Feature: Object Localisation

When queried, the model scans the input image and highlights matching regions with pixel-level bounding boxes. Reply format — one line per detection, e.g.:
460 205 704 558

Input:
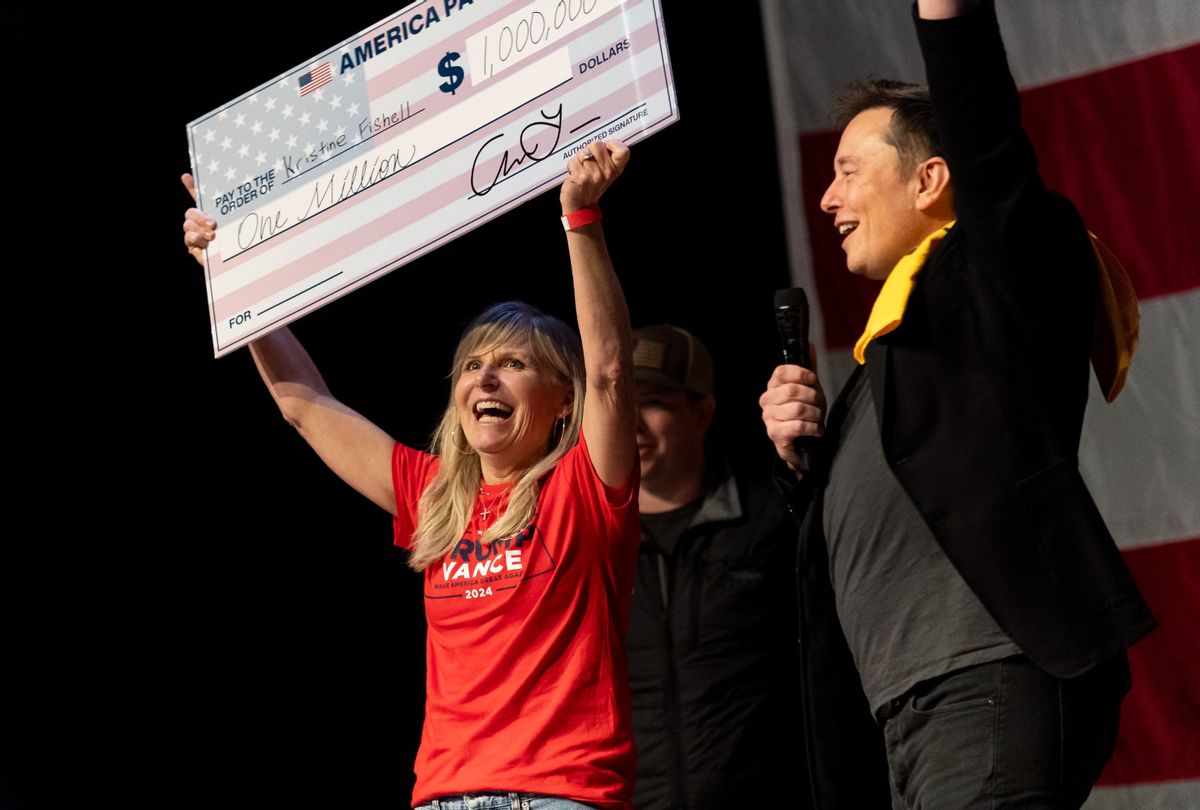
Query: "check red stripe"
801 44 1200 349
1099 536 1200 786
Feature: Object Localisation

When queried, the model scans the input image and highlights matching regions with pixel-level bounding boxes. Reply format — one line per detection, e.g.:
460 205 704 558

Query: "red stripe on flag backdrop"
800 44 1200 350
1022 44 1200 302
1099 538 1200 786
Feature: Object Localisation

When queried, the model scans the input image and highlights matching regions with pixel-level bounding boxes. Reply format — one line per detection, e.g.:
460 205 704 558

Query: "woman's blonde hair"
408 302 585 571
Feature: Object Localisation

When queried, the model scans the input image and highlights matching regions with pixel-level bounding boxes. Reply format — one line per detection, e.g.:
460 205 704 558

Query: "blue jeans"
416 794 596 810
877 653 1130 809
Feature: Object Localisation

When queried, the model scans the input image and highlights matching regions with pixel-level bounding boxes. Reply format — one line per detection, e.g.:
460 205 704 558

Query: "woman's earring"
452 424 476 455
551 415 567 446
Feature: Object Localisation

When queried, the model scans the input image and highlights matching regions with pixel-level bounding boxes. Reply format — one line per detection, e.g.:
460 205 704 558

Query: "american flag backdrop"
760 2 1200 807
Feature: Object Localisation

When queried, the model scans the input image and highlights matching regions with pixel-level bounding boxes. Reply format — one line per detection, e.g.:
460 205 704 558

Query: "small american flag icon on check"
298 62 332 96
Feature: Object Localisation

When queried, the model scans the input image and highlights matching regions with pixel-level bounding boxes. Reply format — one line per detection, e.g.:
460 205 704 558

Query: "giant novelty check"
186 0 677 356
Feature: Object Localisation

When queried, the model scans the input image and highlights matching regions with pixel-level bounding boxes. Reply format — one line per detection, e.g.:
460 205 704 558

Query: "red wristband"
561 205 602 231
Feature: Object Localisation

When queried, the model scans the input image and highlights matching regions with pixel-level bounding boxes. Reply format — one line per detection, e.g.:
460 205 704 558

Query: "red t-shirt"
391 434 639 809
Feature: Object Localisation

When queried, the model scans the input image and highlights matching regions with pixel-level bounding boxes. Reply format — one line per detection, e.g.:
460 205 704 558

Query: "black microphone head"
774 287 809 315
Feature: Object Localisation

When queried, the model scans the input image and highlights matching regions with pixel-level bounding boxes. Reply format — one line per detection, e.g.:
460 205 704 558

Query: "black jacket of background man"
628 464 807 810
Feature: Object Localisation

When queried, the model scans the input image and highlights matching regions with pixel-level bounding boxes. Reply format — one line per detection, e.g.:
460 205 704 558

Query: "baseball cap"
631 324 714 396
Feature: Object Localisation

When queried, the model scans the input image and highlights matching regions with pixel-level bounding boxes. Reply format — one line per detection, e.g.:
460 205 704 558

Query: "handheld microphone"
774 287 814 473
774 287 810 369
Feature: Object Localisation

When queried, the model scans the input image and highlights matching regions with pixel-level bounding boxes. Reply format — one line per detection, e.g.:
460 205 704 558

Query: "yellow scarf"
853 221 954 365
852 222 1139 403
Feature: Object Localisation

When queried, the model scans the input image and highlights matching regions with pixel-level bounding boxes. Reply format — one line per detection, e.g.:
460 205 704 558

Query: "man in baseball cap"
626 324 807 809
630 324 715 509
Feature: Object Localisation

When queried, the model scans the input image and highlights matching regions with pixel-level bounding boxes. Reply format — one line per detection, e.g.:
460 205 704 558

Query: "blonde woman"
181 140 638 810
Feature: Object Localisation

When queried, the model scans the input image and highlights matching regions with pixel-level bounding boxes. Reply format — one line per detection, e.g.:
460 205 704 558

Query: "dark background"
4 3 789 807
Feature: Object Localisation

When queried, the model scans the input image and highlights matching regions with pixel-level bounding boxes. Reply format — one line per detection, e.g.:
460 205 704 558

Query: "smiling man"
823 103 953 282
759 1 1156 808
625 324 807 810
